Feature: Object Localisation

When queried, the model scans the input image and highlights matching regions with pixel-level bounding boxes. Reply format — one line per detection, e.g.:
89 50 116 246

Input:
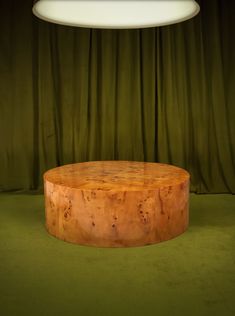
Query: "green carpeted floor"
0 193 235 316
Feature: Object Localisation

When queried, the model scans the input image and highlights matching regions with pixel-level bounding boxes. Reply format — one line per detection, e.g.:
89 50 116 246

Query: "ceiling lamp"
32 0 200 29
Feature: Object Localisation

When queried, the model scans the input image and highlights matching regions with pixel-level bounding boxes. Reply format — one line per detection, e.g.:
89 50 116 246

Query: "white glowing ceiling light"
32 0 200 29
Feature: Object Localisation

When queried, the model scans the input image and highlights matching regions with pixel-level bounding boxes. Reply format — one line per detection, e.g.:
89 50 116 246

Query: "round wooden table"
44 161 190 247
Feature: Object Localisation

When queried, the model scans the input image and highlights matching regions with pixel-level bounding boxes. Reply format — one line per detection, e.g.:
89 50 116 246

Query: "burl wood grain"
44 161 190 247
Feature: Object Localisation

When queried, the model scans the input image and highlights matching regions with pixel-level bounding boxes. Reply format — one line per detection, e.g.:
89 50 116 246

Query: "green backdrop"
0 0 234 193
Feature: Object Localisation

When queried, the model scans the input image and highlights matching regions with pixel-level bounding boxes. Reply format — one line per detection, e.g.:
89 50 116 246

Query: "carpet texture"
0 193 235 316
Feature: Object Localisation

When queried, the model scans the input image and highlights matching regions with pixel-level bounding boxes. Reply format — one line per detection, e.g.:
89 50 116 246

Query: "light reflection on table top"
44 161 189 191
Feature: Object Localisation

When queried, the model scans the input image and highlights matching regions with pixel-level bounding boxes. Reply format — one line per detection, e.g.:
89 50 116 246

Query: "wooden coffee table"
44 161 189 247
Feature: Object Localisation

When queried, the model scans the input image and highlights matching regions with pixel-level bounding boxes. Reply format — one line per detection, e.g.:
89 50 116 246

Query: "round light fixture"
32 0 200 29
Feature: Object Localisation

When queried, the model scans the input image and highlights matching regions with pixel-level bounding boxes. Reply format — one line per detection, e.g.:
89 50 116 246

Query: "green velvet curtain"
0 0 234 193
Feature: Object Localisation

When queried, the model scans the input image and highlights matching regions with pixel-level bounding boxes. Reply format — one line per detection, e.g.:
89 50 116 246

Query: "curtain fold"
0 0 234 193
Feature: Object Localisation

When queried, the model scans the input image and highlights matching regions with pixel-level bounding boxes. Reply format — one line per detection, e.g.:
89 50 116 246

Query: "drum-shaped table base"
44 161 190 247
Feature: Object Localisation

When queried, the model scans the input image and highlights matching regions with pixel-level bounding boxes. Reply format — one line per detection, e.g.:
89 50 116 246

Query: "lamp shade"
32 0 200 29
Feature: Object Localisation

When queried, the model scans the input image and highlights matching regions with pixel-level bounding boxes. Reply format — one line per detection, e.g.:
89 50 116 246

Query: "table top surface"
44 161 189 191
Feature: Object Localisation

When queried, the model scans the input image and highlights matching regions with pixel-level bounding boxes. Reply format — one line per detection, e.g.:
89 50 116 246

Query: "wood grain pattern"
44 161 190 247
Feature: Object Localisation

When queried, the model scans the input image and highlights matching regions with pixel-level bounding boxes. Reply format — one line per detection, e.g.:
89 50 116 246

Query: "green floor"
0 193 235 316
